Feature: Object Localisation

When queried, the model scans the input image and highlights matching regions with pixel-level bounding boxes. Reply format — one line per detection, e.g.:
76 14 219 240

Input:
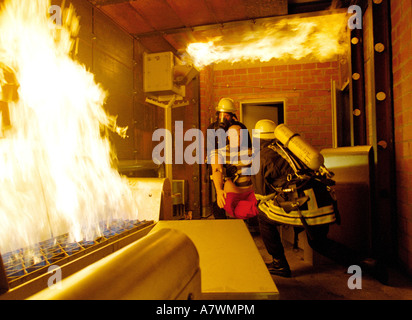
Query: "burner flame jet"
0 0 138 255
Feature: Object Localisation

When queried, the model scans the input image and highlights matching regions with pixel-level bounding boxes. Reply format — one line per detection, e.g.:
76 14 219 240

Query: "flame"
0 0 138 254
186 13 349 68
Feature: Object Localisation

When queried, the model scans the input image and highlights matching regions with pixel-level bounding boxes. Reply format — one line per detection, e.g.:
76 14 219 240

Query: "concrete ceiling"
88 0 352 53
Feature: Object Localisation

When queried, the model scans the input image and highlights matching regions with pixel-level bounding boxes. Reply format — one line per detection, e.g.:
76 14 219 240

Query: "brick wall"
205 61 340 148
391 0 412 273
200 60 341 213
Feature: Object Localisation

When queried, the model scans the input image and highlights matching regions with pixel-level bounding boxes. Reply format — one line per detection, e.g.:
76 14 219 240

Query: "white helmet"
253 119 277 140
216 98 237 113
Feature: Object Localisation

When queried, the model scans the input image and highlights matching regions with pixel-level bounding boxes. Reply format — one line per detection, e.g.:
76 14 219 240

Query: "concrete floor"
252 232 412 300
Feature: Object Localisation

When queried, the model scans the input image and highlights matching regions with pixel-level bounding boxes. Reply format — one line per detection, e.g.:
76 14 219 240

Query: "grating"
1 219 151 289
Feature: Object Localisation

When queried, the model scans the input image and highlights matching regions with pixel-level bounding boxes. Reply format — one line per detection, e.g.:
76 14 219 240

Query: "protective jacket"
252 140 337 227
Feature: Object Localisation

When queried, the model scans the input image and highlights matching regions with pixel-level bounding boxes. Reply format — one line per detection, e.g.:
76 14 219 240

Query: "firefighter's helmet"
216 98 236 114
253 119 277 140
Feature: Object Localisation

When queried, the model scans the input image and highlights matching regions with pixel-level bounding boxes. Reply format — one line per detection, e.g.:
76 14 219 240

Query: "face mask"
217 113 233 130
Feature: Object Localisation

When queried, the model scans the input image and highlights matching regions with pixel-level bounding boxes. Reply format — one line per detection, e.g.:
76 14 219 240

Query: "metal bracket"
145 95 189 109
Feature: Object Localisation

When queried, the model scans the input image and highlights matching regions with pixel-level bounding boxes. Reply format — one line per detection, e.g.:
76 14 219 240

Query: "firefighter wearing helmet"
251 119 293 277
215 98 237 129
251 119 387 283
253 119 277 140
206 98 251 219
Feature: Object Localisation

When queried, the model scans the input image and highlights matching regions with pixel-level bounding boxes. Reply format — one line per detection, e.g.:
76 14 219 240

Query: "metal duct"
28 228 201 300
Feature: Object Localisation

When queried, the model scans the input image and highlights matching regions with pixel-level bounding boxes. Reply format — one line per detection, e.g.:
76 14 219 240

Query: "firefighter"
206 98 251 219
210 124 258 220
252 119 388 283
251 119 293 277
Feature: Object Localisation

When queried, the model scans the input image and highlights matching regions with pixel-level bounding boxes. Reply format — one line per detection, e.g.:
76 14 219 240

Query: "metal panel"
165 0 218 27
170 75 201 218
133 39 156 160
93 7 134 68
92 48 135 159
143 52 176 94
93 8 135 160
138 35 178 54
371 0 396 261
127 177 173 221
321 146 374 255
90 0 132 5
243 0 288 18
27 228 201 300
99 2 155 34
192 75 202 219
150 220 279 299
204 0 249 22
351 26 367 145
129 0 185 31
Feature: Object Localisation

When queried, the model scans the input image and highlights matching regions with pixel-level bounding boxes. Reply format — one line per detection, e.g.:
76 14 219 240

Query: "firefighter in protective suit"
206 98 251 219
252 120 388 283
252 119 294 277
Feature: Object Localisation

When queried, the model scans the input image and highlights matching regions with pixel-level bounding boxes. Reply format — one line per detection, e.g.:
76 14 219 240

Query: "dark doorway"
240 100 285 138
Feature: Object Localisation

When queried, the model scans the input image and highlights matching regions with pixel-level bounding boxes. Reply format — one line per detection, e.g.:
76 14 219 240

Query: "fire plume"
0 0 138 255
186 13 349 68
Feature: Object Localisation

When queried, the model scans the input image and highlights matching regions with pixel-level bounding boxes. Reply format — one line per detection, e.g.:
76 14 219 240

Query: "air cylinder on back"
274 124 324 171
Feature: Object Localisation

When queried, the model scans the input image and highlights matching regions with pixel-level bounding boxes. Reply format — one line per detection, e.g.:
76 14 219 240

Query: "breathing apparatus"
255 121 339 237
214 98 237 130
273 124 334 180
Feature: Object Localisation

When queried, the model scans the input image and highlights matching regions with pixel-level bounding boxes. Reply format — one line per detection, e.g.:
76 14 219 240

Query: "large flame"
0 0 138 254
186 13 349 68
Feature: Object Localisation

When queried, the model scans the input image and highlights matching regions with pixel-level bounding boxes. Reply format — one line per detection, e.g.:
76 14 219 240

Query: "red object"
224 190 258 219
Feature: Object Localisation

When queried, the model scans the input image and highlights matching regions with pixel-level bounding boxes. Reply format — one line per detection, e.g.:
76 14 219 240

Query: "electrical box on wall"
143 51 197 100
